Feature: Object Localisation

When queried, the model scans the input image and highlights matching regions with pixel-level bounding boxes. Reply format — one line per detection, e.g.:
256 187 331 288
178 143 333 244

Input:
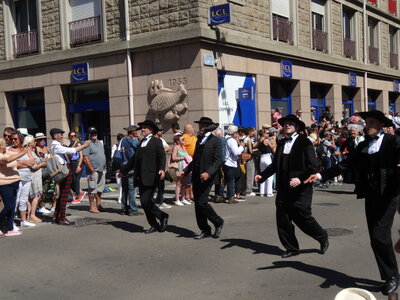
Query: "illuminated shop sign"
209 3 231 26
281 60 293 79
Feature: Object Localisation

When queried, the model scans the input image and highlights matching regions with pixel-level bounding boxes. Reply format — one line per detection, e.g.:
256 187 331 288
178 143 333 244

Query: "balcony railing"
312 29 328 52
69 16 101 46
273 16 293 44
12 30 38 57
344 38 356 59
390 52 398 69
369 46 379 64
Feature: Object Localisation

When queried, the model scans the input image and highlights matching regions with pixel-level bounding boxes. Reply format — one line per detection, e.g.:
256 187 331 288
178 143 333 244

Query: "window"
343 8 356 59
271 0 293 44
69 0 101 46
368 18 379 64
390 27 398 69
10 0 39 57
271 0 290 19
311 0 327 52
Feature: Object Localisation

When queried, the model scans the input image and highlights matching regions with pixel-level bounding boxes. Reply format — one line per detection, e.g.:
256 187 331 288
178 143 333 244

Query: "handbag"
42 156 69 183
241 153 252 163
167 154 179 170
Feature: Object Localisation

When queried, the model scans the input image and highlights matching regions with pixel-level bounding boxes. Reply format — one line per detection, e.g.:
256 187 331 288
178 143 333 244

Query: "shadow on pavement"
105 221 143 233
317 190 356 195
220 238 283 255
167 225 196 238
258 261 381 292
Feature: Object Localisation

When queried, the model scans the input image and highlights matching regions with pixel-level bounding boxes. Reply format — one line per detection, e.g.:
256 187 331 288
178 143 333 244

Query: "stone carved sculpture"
148 80 188 123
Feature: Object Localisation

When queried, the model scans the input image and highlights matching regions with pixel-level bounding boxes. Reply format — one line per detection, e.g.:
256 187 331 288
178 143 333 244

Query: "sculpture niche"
148 80 188 123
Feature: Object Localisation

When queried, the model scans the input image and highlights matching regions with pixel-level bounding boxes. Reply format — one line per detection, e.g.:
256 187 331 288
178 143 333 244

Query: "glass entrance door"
68 81 111 161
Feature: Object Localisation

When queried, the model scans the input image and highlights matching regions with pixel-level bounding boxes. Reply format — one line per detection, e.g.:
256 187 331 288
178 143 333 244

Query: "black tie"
285 136 293 142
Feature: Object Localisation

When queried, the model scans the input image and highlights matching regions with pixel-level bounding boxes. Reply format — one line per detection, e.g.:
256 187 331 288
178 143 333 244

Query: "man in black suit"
255 114 329 258
306 110 400 296
121 120 168 234
178 117 224 239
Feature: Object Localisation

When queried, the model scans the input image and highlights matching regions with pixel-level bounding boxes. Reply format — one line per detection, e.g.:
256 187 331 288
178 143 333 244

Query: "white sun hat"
334 288 376 300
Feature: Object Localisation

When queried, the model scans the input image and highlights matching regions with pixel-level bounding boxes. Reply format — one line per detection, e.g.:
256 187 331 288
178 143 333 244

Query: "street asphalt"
0 183 399 300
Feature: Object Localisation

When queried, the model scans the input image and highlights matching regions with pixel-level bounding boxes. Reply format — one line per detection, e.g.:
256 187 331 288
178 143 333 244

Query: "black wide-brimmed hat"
358 110 394 127
137 120 158 134
194 117 219 126
278 114 306 132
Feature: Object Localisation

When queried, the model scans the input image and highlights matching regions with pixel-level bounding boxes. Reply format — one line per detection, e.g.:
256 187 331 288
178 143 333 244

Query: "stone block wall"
41 0 62 52
381 22 389 67
0 2 4 60
331 1 342 56
298 0 311 48
106 0 123 40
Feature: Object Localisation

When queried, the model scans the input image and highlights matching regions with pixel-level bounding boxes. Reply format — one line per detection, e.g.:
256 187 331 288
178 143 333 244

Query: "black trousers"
365 192 399 280
192 179 224 232
69 159 82 195
276 185 327 252
139 184 167 227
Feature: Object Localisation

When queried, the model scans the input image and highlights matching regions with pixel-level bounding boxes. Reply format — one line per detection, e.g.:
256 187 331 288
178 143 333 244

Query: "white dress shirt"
367 132 384 154
200 132 211 145
283 133 299 154
51 140 77 165
141 134 153 147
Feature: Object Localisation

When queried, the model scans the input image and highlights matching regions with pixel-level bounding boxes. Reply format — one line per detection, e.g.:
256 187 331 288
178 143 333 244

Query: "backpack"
315 139 328 159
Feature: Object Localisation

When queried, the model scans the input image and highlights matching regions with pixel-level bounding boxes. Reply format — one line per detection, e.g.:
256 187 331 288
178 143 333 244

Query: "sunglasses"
3 134 11 138
69 135 76 138
11 138 19 141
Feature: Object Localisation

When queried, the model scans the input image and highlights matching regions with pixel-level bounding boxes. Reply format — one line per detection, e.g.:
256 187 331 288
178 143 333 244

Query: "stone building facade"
0 0 400 152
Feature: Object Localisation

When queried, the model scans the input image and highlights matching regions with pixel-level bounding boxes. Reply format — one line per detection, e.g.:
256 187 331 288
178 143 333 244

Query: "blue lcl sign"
72 63 89 82
209 3 231 26
349 72 357 87
281 60 292 79
394 80 399 93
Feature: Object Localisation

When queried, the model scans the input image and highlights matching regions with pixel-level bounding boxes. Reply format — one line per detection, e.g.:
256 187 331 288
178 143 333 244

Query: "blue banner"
394 80 399 93
281 60 292 79
349 72 357 87
72 63 89 82
209 3 231 26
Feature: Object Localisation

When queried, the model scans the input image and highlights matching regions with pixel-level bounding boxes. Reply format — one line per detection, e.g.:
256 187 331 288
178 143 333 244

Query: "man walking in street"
178 117 224 239
305 110 400 296
50 128 90 225
255 114 329 258
120 125 142 216
83 127 107 213
121 120 168 234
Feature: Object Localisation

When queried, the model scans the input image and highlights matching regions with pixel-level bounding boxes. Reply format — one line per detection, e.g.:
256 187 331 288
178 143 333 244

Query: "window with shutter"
70 0 101 21
271 0 290 18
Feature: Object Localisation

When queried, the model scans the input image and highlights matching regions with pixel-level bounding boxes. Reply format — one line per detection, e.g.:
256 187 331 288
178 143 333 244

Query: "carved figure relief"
148 80 188 123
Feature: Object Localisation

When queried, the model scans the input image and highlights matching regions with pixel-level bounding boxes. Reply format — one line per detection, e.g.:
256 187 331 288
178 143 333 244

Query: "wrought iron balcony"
369 46 379 64
390 52 398 69
312 29 328 52
12 30 38 57
343 38 356 59
69 16 101 47
272 16 293 44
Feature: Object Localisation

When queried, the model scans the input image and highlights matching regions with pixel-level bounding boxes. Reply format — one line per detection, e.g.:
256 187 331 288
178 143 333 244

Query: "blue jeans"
0 181 20 232
121 174 138 213
223 165 238 199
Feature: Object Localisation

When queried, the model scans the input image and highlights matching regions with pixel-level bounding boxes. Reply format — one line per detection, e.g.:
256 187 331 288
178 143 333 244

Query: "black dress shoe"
212 221 224 238
381 275 399 295
159 214 169 232
320 239 329 254
194 231 211 240
281 250 299 258
56 218 75 226
144 226 158 234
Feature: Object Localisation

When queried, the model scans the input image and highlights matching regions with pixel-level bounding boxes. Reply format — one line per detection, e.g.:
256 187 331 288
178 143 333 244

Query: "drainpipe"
363 0 368 111
124 0 134 124
127 50 134 125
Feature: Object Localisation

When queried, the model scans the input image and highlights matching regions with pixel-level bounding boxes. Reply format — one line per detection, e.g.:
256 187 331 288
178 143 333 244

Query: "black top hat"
358 110 394 127
88 127 97 134
137 120 158 134
194 117 219 126
278 114 306 132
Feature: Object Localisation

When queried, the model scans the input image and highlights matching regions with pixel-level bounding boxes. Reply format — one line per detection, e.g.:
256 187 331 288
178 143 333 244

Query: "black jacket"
321 133 400 199
184 134 222 185
260 134 319 190
121 136 166 187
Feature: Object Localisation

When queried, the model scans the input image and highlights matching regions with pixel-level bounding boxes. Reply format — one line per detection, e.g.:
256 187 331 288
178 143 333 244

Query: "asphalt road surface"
0 183 398 300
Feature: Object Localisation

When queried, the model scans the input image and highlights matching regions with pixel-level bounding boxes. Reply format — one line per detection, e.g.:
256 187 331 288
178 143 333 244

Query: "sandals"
4 230 22 237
